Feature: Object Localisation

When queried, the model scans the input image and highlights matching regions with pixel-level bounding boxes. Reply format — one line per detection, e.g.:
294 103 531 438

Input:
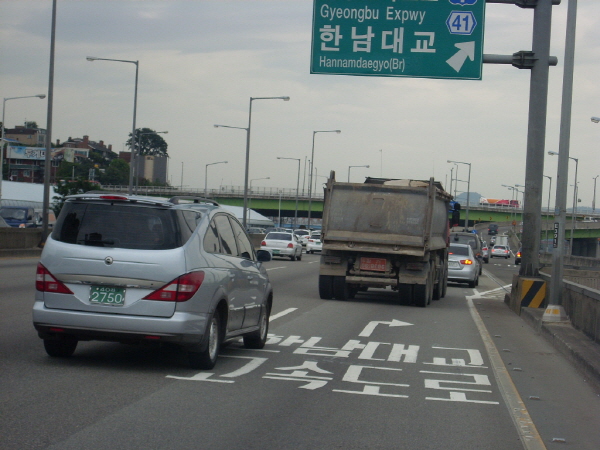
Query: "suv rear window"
451 234 479 250
52 201 187 250
449 245 469 256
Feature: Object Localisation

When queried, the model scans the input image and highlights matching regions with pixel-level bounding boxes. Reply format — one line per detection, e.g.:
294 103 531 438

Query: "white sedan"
491 245 511 259
306 233 322 254
261 232 303 261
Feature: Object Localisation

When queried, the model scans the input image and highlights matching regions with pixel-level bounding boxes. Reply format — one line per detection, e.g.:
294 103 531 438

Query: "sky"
1 0 600 208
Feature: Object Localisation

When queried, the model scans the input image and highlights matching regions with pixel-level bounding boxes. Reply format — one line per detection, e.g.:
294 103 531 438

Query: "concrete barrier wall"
561 281 600 344
538 271 600 344
0 228 42 250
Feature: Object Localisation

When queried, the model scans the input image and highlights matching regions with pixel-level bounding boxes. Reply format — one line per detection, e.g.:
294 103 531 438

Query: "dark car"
515 248 522 265
487 224 498 235
450 232 483 274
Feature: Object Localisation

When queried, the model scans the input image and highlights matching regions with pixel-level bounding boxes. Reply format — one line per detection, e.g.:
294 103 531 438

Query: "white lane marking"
270 308 298 321
478 285 512 295
359 319 413 338
466 294 547 450
266 266 287 271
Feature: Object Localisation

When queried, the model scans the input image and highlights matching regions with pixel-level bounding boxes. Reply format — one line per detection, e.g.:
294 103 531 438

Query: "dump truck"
318 172 451 307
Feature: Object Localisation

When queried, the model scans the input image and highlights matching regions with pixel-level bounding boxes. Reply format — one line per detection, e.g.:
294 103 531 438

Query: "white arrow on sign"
446 41 475 72
359 319 413 338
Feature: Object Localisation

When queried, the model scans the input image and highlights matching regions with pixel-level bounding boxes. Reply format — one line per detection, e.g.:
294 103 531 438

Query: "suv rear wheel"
189 310 221 370
44 337 78 357
244 307 270 349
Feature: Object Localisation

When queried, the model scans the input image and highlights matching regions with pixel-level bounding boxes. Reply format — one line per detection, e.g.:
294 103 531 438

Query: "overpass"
101 184 600 255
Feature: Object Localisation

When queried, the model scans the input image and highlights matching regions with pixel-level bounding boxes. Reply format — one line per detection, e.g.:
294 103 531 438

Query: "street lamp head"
335 130 341 134
591 116 600 123
548 150 559 156
282 97 290 101
86 57 97 61
37 95 46 99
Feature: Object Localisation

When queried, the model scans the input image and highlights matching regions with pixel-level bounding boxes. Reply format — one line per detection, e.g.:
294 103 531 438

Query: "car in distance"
293 229 311 247
447 243 479 288
491 245 511 259
450 231 483 274
261 231 303 260
481 241 489 263
306 231 322 254
487 224 498 235
515 248 522 265
32 194 273 370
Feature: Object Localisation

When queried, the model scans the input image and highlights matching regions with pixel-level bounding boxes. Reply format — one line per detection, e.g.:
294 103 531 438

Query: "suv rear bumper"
32 301 208 346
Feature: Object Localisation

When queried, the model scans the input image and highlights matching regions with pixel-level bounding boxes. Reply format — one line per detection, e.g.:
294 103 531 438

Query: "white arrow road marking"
447 41 475 72
359 319 413 338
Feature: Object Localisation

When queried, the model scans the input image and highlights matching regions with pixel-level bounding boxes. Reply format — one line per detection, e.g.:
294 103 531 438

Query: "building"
4 126 46 147
61 135 116 161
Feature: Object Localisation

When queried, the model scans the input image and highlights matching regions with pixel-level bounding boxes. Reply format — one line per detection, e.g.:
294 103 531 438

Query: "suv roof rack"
168 196 220 206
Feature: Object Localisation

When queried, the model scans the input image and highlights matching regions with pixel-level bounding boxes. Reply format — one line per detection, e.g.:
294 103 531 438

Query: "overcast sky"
1 0 599 208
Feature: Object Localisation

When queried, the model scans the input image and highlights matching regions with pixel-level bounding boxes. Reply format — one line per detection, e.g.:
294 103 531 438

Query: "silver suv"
33 194 273 369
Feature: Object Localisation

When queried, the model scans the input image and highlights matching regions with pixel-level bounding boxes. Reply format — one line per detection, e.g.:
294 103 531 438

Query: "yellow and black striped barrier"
519 278 547 308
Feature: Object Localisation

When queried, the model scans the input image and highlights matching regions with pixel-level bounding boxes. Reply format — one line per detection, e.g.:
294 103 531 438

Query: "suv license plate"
90 286 125 306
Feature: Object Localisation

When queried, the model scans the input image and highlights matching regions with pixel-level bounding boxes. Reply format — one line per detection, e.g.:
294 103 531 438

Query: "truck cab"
0 206 39 228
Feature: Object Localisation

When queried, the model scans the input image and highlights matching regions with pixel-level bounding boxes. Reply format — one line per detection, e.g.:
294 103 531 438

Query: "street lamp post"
215 96 289 228
501 184 517 224
593 175 599 214
548 150 578 255
448 160 471 231
308 130 340 229
249 177 270 223
348 165 370 182
86 56 139 195
1 94 46 202
204 160 228 198
277 157 301 228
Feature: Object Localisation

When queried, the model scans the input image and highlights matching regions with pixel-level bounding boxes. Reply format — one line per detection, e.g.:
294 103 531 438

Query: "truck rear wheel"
319 275 334 300
415 272 433 308
432 263 445 301
333 276 349 300
398 283 413 305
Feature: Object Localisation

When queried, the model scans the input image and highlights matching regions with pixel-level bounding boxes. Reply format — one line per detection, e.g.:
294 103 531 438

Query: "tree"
100 158 130 185
51 179 101 217
126 128 168 157
25 121 39 129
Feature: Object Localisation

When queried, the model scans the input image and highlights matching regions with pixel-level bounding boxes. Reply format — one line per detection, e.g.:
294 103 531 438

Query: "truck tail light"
143 271 205 302
36 263 73 294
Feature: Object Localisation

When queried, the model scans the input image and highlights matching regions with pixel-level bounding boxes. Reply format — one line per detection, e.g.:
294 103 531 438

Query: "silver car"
33 194 273 369
447 243 479 288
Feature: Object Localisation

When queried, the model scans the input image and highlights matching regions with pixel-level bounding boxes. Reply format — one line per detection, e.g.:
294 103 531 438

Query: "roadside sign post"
311 0 486 80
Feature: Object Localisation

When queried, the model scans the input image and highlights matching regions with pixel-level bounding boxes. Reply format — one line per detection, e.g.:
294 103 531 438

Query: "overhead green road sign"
311 0 486 80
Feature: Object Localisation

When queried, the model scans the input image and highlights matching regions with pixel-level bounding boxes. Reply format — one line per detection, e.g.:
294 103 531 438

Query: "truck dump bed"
322 177 451 257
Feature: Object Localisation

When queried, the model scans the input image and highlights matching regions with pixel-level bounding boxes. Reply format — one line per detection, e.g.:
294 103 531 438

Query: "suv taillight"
143 271 205 302
36 263 73 294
